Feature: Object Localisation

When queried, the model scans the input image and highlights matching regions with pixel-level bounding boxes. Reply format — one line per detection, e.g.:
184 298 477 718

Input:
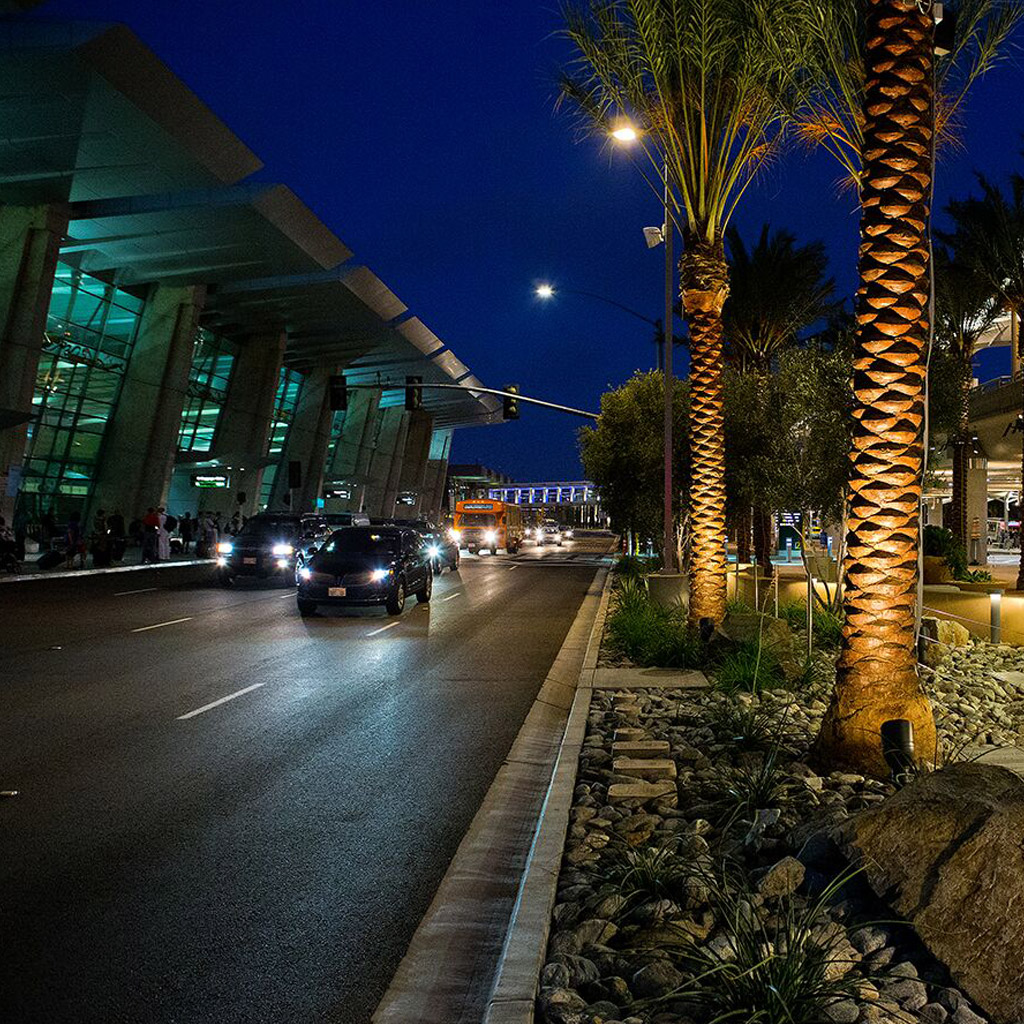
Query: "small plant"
612 553 658 578
726 597 754 615
606 581 707 669
714 641 785 694
671 870 868 1024
959 567 994 583
721 737 787 822
600 841 691 908
777 600 844 651
707 699 784 752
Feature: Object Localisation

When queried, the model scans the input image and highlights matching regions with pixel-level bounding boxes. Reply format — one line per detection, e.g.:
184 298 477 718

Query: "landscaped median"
529 562 1024 1024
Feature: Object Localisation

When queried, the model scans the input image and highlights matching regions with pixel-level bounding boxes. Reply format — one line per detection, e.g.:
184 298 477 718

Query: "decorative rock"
883 978 928 1012
613 727 647 742
631 961 685 999
849 926 887 955
608 781 677 806
612 740 671 759
841 763 1024 1023
950 1008 988 1024
572 919 618 950
756 856 805 899
823 1000 860 1023
537 987 588 1024
918 1005 949 1024
612 757 677 781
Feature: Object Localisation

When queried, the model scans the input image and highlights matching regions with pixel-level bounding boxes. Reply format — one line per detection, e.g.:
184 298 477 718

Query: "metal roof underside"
0 17 496 430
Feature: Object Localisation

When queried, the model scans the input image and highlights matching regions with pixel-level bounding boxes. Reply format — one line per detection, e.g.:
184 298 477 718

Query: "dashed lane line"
131 617 193 633
366 621 401 636
442 593 461 602
115 587 159 596
177 683 265 720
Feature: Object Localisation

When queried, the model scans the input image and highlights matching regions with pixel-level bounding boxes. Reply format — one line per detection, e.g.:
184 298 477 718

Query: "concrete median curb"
0 558 213 584
371 559 613 1024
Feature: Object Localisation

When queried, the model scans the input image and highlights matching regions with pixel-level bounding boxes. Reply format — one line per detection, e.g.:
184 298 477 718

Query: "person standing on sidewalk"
180 512 194 553
90 509 112 568
64 511 86 570
156 507 171 561
141 507 160 563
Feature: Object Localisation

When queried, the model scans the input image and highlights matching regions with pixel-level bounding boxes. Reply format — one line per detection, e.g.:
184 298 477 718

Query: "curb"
0 559 212 585
371 560 612 1024
481 577 612 1023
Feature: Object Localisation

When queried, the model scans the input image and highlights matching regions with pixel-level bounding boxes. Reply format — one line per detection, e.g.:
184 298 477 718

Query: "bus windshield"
460 513 497 527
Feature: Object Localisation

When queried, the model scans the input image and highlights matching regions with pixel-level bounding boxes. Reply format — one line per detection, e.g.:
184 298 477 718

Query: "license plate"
329 587 347 597
243 557 257 565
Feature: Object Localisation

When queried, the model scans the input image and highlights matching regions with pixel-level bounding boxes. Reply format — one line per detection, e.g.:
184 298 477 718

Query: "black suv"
296 526 432 616
217 513 330 585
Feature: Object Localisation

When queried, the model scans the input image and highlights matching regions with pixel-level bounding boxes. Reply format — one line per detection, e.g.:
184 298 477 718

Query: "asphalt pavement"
0 538 611 1024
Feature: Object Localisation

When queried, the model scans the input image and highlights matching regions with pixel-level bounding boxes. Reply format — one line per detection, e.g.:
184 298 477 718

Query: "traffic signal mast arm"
336 380 598 420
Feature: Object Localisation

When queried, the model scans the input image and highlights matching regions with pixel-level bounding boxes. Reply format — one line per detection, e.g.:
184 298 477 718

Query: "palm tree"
800 0 1019 776
723 224 839 574
932 246 1001 550
557 0 815 625
944 174 1024 585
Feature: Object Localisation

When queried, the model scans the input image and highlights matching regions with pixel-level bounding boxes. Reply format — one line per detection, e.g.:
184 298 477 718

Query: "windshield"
461 513 497 527
239 519 300 540
319 528 400 557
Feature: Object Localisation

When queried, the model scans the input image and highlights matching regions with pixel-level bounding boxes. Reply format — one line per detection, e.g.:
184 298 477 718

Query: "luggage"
37 549 63 570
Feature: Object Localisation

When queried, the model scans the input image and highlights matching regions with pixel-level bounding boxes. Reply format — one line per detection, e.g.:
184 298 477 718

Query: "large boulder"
919 615 972 668
714 611 803 681
838 763 1024 1023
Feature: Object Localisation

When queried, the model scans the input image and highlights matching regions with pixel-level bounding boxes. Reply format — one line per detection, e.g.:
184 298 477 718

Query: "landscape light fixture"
643 225 665 249
880 719 916 788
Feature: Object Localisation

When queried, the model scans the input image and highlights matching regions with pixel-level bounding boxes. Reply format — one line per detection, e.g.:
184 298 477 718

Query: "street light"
535 283 554 299
610 120 676 575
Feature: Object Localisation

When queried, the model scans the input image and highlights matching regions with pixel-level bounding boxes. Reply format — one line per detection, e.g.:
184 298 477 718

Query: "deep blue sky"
36 1 1024 480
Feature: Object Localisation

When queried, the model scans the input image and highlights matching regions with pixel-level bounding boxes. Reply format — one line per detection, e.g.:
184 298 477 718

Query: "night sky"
33 1 1024 481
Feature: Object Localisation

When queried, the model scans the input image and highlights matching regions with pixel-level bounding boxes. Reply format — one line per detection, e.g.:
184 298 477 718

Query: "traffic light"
405 375 423 411
503 383 520 420
328 374 347 411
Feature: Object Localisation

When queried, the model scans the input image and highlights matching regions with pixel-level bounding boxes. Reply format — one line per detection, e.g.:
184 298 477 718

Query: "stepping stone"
613 757 677 781
612 740 671 759
608 781 677 807
615 703 643 715
614 727 647 742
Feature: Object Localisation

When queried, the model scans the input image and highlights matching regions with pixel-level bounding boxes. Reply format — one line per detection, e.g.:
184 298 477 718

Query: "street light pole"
662 167 675 574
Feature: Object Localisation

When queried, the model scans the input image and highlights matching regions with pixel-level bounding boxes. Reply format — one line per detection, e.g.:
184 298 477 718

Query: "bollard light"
990 591 1002 644
880 719 916 787
786 537 793 563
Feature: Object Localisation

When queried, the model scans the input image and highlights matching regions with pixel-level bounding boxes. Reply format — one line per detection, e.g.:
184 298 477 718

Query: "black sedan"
217 513 330 585
295 526 432 616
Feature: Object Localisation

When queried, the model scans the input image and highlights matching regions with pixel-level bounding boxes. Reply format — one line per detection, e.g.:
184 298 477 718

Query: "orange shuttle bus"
451 499 524 555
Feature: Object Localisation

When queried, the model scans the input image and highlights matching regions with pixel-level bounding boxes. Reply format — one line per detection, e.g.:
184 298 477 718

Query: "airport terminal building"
0 11 499 530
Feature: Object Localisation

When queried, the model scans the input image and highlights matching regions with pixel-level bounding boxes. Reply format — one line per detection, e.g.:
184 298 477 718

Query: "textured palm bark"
753 506 774 580
681 239 729 626
950 374 971 550
816 0 937 777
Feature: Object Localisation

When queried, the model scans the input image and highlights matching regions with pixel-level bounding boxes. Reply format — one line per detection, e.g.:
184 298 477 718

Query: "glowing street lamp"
610 124 638 143
535 283 555 299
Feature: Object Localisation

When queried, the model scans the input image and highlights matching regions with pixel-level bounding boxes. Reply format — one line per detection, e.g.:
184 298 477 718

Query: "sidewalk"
1 547 213 584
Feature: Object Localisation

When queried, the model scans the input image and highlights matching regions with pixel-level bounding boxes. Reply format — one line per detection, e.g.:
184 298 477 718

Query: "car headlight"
272 543 294 556
217 541 233 554
371 568 390 582
298 566 312 581
484 530 497 543
448 528 461 542
428 545 440 559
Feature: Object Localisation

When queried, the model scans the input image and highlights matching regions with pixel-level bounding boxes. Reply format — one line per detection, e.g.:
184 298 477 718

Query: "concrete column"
0 203 69 519
419 458 449 521
397 410 433 517
362 407 409 518
88 284 205 521
324 386 381 511
268 367 333 513
203 331 286 517
966 457 990 566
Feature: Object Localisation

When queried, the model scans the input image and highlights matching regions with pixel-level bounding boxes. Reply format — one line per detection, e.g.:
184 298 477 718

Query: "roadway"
0 537 610 1024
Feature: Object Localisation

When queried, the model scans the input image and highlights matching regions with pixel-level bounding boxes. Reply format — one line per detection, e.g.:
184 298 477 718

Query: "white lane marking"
442 592 461 602
366 621 401 636
280 593 296 599
507 564 519 571
177 683 265 720
115 587 159 596
131 616 193 633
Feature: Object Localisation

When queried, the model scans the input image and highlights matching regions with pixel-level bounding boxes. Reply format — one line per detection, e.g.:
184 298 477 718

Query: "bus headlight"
484 530 497 544
448 528 461 542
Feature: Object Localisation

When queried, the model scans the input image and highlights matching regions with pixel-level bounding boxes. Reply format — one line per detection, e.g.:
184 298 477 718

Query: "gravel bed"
538 683 995 1024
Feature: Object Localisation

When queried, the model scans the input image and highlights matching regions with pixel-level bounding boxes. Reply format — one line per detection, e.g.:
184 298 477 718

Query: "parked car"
296 525 432 616
216 513 330 585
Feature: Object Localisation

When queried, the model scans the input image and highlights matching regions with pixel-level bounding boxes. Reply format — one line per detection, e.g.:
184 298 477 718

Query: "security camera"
643 226 664 249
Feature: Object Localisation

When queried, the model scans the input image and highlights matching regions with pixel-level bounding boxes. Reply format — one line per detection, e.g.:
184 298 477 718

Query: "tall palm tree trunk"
950 372 972 550
816 0 937 776
753 506 774 580
681 239 729 626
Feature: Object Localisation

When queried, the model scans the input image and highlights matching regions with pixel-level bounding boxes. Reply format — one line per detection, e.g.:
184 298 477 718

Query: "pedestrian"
40 508 56 549
90 509 112 568
156 506 171 561
141 507 160 563
108 509 126 562
180 511 194 553
64 511 86 569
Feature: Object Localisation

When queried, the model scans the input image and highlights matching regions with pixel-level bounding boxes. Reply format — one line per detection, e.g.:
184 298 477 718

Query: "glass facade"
18 262 144 519
258 367 304 507
177 328 237 453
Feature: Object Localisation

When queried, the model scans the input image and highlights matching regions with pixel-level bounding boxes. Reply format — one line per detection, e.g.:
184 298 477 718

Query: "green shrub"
606 583 706 669
924 524 968 579
707 699 785 751
778 600 843 651
714 641 785 694
612 554 658 578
